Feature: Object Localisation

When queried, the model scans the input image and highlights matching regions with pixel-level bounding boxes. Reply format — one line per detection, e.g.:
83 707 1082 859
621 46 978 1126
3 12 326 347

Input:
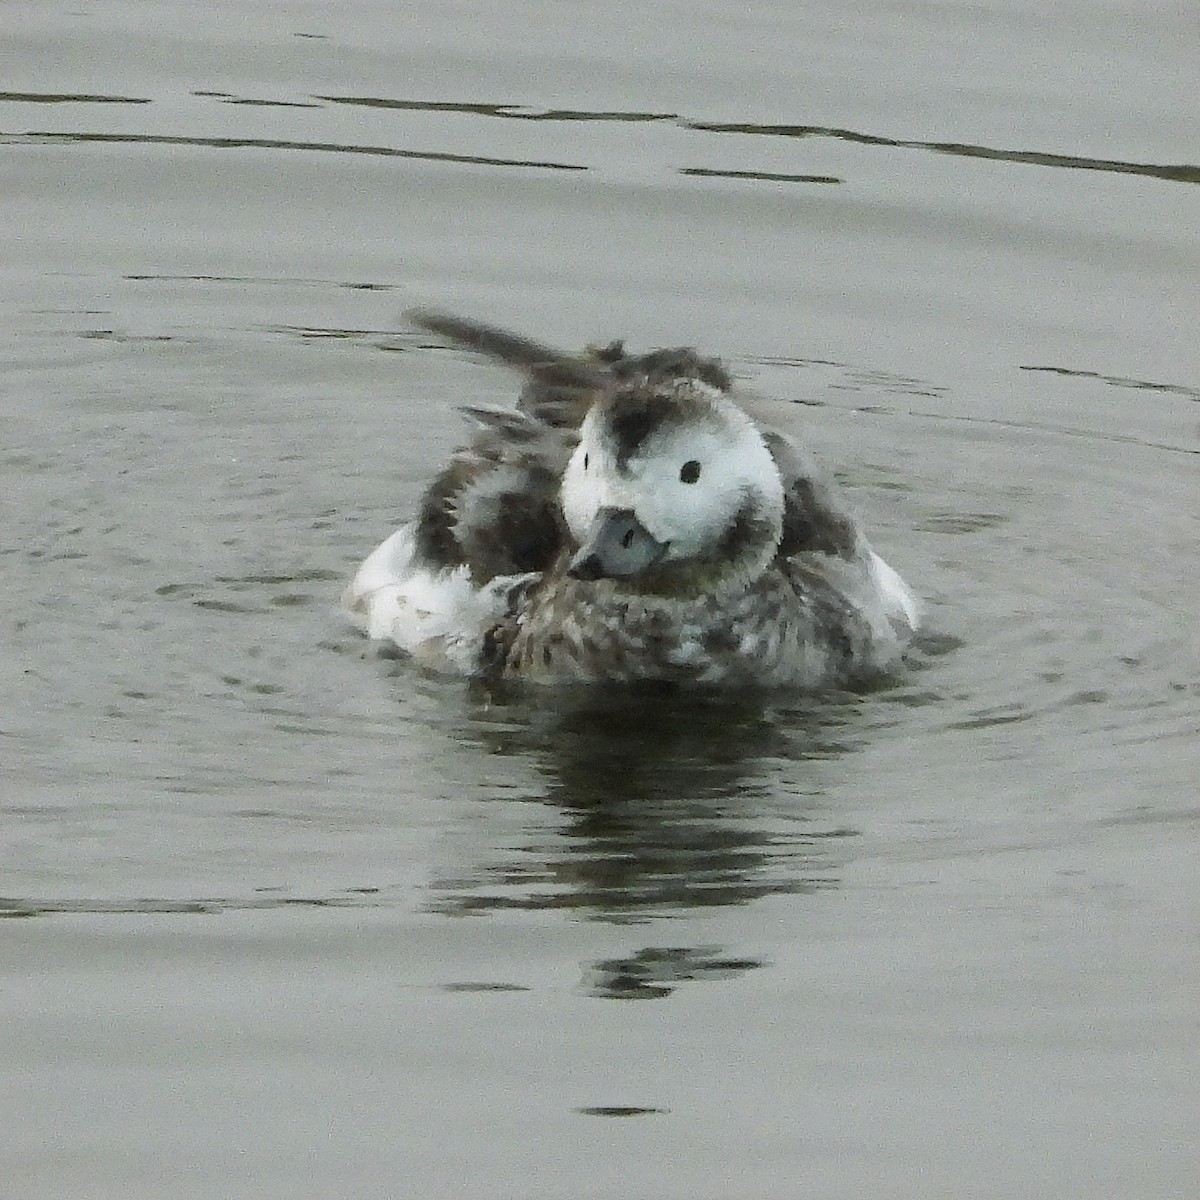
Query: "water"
2 2 1197 1196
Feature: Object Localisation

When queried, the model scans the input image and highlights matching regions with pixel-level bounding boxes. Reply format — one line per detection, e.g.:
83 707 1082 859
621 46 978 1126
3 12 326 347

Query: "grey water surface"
2 2 1198 1197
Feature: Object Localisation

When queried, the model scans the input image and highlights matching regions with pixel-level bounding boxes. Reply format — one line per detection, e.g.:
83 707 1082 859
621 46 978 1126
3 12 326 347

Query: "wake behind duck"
344 311 919 687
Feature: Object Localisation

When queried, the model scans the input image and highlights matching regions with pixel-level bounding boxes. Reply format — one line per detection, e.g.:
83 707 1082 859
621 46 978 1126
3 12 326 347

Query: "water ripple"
8 93 1194 186
679 167 840 185
9 131 587 172
0 890 396 918
315 95 677 124
1020 365 1200 401
0 91 150 104
685 119 1200 184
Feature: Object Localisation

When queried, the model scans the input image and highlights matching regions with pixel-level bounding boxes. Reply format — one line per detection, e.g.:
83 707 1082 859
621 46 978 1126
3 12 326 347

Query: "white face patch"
560 393 785 562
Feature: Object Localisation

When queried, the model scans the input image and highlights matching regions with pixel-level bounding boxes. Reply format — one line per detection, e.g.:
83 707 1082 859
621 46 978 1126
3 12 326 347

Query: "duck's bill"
567 507 667 580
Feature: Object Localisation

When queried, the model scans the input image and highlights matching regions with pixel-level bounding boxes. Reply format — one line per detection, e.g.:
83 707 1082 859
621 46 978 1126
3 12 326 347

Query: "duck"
343 310 919 687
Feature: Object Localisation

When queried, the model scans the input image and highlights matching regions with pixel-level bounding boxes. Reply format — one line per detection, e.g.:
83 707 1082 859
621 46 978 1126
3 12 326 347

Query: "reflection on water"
685 118 1200 183
680 166 842 185
584 945 765 1000
316 95 678 123
0 91 151 104
575 1105 668 1118
15 131 587 173
7 92 1195 184
1019 365 1200 402
426 687 866 922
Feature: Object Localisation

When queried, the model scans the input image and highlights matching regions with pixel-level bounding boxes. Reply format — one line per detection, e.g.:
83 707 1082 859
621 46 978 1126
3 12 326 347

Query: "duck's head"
560 379 785 598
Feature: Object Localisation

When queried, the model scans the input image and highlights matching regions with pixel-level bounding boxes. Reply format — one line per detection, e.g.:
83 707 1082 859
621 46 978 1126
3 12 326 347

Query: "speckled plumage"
344 312 919 688
480 565 876 687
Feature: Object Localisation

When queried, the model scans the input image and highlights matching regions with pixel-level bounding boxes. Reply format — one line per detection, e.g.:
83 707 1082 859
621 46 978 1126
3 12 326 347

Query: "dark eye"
679 460 702 484
583 454 589 470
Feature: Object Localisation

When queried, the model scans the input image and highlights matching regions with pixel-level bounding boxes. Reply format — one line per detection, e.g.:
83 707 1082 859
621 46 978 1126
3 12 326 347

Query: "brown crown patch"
602 384 720 469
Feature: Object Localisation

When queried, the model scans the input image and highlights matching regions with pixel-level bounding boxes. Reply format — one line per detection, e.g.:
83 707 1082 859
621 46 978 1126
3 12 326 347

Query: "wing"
762 430 860 560
410 405 575 584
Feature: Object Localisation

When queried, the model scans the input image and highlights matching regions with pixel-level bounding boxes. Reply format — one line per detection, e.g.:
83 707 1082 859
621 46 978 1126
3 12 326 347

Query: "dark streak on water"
5 91 1196 185
0 91 152 104
11 130 588 172
576 1106 669 1117
316 94 680 123
687 119 1200 183
1019 365 1200 401
680 167 842 185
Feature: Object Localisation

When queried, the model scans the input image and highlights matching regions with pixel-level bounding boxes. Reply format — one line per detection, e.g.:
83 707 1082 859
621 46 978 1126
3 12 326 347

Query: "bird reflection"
425 683 864 923
583 945 766 1000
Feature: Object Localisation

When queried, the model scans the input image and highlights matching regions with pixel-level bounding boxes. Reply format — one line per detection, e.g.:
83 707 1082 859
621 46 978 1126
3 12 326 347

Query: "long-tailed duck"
343 311 919 687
